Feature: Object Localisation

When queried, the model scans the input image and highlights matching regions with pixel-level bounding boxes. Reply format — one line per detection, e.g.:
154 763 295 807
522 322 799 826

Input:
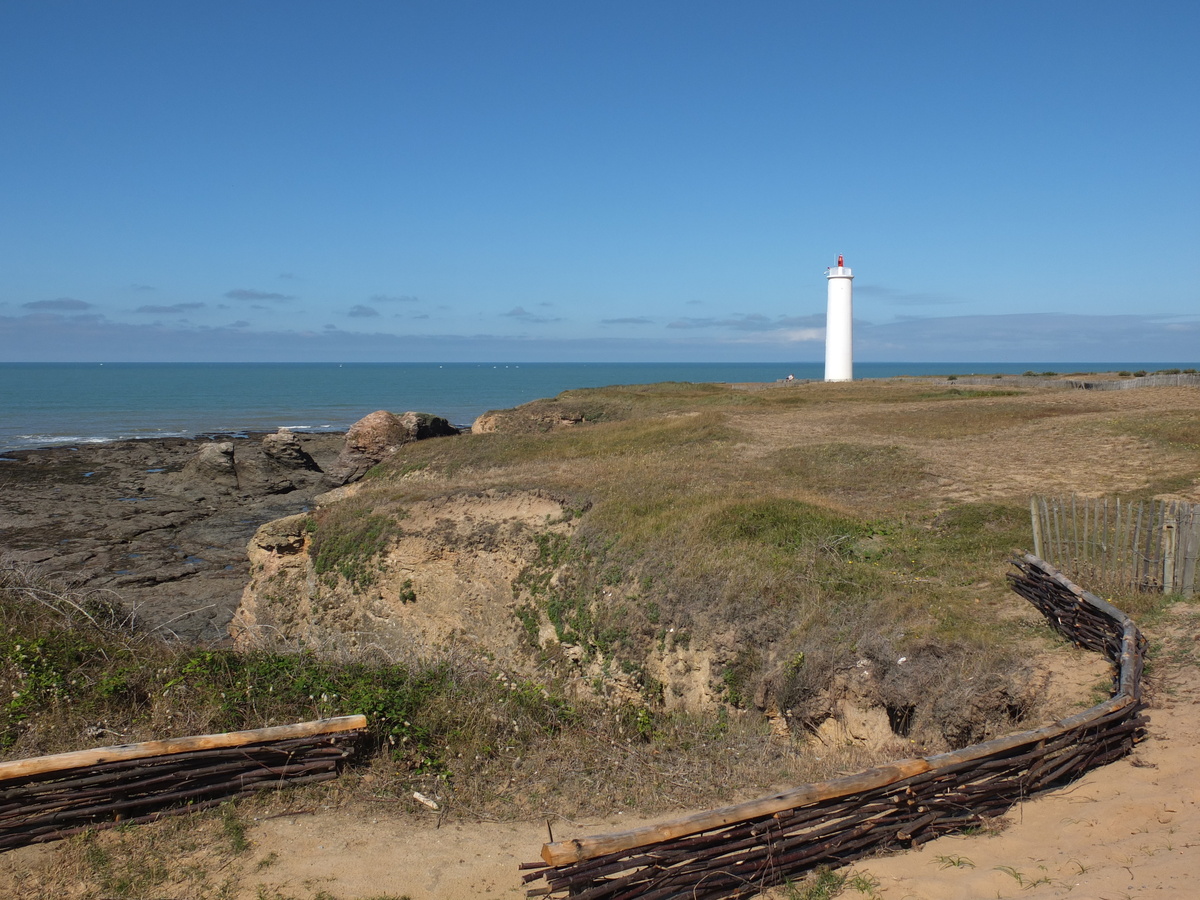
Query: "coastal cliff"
231 490 576 664
226 378 1172 745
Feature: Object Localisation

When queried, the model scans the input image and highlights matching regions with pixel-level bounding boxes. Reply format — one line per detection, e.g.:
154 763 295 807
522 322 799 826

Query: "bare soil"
4 609 1194 900
3 380 1199 898
801 602 1200 899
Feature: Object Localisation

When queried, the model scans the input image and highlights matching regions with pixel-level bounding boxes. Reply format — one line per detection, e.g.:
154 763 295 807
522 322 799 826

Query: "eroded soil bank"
3 379 1198 898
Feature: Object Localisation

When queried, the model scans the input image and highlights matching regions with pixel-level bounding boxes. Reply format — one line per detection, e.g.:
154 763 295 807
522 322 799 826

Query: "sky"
1 1 1197 363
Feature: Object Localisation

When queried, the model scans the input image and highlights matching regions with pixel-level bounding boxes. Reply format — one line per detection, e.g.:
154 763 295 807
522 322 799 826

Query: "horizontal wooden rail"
0 715 367 781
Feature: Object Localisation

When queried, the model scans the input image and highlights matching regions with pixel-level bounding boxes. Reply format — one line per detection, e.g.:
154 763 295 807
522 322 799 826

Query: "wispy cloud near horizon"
224 289 296 302
135 303 205 314
503 306 563 324
22 298 93 311
668 313 825 332
1 309 1196 364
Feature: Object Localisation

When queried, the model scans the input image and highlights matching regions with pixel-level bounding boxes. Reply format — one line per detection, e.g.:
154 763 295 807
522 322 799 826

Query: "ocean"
0 361 1190 453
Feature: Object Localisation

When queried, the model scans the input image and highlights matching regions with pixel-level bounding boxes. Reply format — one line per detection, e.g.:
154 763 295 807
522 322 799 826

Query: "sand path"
830 603 1200 900
6 383 1199 899
220 604 1200 900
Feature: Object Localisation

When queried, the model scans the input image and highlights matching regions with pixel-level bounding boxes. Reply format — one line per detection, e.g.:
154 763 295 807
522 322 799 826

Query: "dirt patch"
776 605 1200 899
734 385 1200 506
232 490 576 666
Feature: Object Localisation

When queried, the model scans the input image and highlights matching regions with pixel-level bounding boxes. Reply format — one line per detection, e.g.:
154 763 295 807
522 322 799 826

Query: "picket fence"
1031 495 1199 598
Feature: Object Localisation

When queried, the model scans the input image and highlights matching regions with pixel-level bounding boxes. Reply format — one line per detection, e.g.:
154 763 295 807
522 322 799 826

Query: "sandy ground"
5 613 1194 900
835 612 1200 900
240 810 635 900
5 382 1198 899
230 602 1200 900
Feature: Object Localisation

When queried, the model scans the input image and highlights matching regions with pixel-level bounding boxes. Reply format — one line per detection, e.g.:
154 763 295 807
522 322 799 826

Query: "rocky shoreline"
0 412 459 643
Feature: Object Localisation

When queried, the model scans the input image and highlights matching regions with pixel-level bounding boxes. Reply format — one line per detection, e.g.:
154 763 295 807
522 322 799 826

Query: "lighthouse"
824 254 854 382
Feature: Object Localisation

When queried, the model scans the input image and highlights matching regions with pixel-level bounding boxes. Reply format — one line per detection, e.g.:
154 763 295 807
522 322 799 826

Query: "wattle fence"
0 558 1153 894
946 373 1200 390
520 555 1147 899
0 716 366 850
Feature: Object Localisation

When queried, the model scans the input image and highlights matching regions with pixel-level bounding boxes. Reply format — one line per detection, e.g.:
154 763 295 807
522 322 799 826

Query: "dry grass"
6 376 1200 895
350 379 1200 747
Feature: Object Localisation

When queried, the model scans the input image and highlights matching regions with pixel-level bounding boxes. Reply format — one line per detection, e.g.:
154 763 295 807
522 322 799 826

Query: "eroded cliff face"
231 494 710 720
231 485 743 716
231 490 575 664
231 487 1071 751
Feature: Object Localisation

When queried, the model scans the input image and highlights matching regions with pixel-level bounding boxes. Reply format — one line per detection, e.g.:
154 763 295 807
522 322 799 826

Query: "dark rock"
0 432 345 643
232 450 296 496
184 442 238 486
399 411 459 441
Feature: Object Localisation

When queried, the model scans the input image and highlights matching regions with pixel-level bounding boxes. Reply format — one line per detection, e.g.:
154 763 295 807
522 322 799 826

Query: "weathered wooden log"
0 715 367 783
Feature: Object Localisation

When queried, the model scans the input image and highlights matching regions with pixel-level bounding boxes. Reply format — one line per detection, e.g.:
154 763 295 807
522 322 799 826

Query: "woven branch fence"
520 555 1146 899
0 715 366 850
1032 495 1199 598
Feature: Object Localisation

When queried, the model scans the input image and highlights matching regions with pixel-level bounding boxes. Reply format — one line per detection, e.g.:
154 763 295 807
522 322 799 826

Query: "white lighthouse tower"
824 254 854 382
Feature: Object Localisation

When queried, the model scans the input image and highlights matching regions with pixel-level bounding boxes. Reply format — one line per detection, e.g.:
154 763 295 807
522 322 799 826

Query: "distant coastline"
2 361 1195 453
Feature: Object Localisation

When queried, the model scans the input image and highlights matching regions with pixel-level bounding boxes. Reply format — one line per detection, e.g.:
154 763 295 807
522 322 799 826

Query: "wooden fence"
0 715 366 850
1032 496 1199 598
945 373 1200 390
520 555 1146 899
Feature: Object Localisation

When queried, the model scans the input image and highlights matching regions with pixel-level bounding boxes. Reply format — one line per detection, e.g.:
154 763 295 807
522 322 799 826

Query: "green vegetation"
2 557 860 822
1117 410 1200 452
0 563 577 769
935 853 976 869
782 867 852 900
349 379 1093 752
7 374 1200 894
309 503 403 591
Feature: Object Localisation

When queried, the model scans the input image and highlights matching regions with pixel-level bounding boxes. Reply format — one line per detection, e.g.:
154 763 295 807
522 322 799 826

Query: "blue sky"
1 1 1196 363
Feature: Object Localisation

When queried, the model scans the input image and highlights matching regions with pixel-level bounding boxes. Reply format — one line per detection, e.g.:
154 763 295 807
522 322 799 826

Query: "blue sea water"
0 361 1190 453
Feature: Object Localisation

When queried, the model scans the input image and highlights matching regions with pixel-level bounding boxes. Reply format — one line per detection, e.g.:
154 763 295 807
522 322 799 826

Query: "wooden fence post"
1163 507 1178 595
1031 497 1043 560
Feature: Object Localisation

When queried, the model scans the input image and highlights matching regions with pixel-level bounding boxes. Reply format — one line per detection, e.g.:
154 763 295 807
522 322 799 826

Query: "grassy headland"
5 375 1198 840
